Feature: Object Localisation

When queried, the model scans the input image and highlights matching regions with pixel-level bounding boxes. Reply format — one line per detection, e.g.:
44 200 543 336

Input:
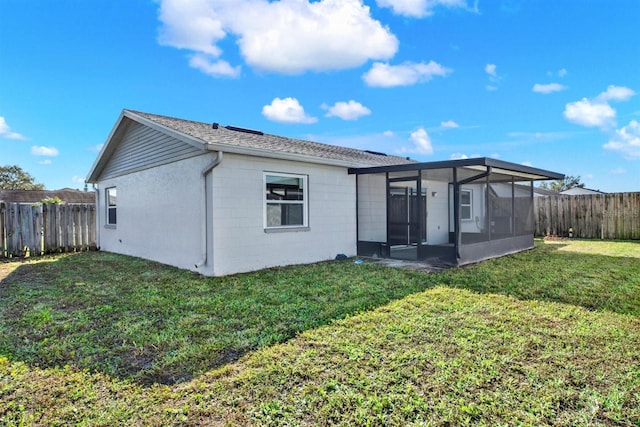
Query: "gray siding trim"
100 122 203 180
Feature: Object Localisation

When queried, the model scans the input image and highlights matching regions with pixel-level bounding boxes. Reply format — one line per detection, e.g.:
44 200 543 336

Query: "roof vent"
212 122 219 129
226 125 264 136
364 150 387 157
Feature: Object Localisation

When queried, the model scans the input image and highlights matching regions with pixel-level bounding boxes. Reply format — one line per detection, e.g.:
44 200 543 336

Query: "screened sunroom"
349 158 564 266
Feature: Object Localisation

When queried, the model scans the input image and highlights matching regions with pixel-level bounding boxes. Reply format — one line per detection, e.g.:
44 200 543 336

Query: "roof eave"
202 142 392 169
86 110 128 183
86 110 208 184
348 157 564 181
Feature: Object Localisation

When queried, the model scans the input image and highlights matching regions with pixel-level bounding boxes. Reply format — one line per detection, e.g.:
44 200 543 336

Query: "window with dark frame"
264 173 307 228
106 187 117 226
460 189 472 220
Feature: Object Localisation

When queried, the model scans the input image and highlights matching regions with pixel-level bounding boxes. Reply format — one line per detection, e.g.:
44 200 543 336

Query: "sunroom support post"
416 172 424 258
486 173 491 242
355 174 360 244
385 172 390 255
511 177 516 237
453 167 460 259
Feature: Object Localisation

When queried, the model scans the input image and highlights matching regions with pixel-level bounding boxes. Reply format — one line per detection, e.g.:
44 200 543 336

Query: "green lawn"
1 240 639 425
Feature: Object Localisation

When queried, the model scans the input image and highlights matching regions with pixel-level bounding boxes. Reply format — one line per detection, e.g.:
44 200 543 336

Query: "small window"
264 173 308 229
460 189 472 221
106 187 117 226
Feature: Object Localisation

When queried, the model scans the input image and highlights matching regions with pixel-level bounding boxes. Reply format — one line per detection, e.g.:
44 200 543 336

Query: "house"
533 186 558 197
0 188 95 204
86 110 563 276
560 187 606 195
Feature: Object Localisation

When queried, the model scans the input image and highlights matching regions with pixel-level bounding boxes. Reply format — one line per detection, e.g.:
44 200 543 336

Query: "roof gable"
87 110 412 183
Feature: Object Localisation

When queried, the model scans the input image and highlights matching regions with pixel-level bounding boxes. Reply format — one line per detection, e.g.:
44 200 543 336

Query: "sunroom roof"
348 157 564 181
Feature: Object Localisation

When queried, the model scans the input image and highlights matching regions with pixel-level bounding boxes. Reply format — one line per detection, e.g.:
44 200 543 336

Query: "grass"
1 239 639 425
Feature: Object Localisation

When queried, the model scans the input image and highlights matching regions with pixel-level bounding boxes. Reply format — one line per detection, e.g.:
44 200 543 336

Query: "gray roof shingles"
129 110 413 167
0 189 94 204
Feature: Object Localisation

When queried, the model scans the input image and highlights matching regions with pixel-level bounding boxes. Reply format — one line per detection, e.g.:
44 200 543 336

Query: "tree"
0 165 45 190
539 175 585 193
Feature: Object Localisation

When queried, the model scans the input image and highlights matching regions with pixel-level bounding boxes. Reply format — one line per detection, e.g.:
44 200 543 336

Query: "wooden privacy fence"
534 192 640 240
0 202 96 258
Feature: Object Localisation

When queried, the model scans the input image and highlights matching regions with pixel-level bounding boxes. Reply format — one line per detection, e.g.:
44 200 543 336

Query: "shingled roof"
0 189 94 204
128 110 413 167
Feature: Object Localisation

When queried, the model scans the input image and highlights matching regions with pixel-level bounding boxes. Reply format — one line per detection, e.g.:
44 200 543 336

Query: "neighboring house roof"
533 187 558 197
0 188 95 204
560 187 607 195
87 110 413 183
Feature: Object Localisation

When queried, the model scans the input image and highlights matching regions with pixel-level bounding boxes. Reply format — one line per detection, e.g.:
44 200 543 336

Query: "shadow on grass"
1 242 638 387
435 241 640 317
0 251 434 386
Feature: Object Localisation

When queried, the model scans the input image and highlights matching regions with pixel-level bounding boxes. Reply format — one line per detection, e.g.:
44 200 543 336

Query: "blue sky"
1 0 639 192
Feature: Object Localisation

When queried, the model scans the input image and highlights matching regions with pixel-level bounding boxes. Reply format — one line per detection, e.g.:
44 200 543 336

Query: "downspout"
93 184 100 250
195 148 223 269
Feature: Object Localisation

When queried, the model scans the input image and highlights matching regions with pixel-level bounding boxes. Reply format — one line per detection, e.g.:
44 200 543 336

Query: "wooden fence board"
1 202 96 258
534 192 640 240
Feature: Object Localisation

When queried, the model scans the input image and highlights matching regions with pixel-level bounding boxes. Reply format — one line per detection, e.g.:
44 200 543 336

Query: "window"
264 173 308 229
460 189 472 221
106 187 117 226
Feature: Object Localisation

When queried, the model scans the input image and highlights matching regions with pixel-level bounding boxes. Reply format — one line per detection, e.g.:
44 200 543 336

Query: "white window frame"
106 187 117 226
460 188 473 221
263 172 308 230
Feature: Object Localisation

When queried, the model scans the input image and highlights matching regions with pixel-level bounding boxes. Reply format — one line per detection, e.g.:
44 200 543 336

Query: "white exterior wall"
449 183 487 234
424 180 450 245
96 154 213 273
210 153 356 276
357 174 387 242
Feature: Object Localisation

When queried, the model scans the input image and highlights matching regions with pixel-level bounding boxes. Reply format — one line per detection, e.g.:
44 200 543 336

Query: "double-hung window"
460 189 472 221
264 173 308 229
106 187 117 226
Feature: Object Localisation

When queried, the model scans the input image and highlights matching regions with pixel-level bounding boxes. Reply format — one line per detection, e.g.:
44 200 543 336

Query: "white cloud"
0 116 27 140
558 68 568 77
262 97 317 124
398 127 433 155
564 86 635 129
564 98 616 128
375 0 475 18
72 175 85 184
440 120 460 129
157 0 398 75
158 0 226 56
38 159 52 165
88 143 104 152
189 53 241 77
323 100 371 121
484 63 502 90
610 167 626 175
485 63 497 77
363 60 452 87
31 146 59 157
596 85 635 102
383 130 395 137
603 120 640 159
521 161 533 167
532 83 567 94
450 152 484 160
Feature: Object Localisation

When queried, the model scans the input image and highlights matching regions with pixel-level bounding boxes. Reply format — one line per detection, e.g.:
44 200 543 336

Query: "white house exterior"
86 110 410 276
87 110 564 276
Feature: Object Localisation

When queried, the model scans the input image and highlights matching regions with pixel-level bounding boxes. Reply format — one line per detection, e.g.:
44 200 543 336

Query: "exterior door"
387 178 426 259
